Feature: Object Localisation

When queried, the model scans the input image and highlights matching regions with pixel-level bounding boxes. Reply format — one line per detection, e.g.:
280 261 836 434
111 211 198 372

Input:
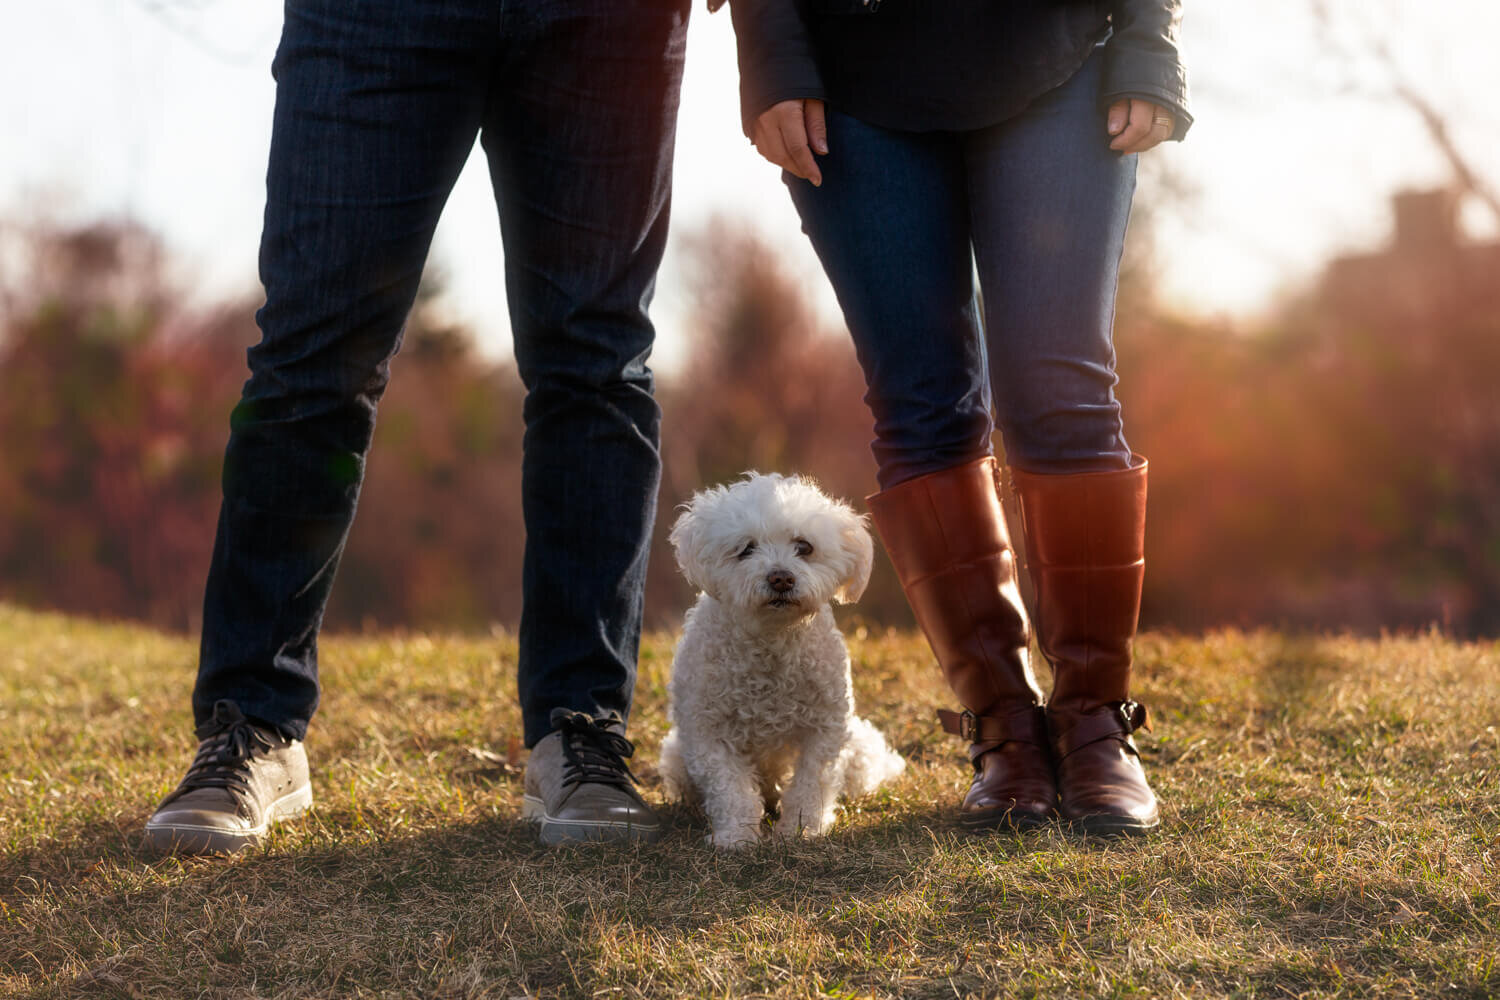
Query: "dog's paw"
773 813 834 839
708 825 763 850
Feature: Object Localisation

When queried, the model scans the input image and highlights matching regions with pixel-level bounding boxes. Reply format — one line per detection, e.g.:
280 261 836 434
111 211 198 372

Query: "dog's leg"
774 727 846 838
658 728 692 803
687 740 765 849
839 716 906 797
756 745 795 817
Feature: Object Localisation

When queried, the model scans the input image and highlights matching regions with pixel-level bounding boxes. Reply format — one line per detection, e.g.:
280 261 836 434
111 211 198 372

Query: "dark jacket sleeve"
724 0 827 137
1102 0 1193 140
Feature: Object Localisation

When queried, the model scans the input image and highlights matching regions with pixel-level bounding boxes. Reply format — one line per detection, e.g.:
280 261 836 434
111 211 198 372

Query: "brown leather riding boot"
1011 458 1159 836
867 457 1055 830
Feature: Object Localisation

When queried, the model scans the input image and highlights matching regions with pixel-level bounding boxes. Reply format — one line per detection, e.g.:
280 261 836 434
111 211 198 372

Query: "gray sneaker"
144 700 312 854
522 709 660 844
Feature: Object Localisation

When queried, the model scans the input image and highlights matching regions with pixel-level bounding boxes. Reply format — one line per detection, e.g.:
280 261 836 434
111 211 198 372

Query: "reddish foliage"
2 210 1497 634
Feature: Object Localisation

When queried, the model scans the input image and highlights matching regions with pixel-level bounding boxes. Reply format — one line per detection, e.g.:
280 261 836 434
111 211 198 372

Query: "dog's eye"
736 541 757 561
793 538 814 558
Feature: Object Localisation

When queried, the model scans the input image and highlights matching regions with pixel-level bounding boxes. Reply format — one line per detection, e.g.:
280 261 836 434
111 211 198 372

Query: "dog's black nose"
767 569 795 594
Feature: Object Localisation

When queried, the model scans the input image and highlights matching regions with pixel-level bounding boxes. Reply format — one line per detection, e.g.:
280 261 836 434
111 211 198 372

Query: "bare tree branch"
1369 37 1500 226
1309 1 1500 228
128 0 267 67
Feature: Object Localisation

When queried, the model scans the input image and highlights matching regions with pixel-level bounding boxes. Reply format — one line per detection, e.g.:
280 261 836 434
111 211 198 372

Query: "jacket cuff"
728 0 826 138
1099 85 1193 141
1102 0 1192 142
740 75 829 139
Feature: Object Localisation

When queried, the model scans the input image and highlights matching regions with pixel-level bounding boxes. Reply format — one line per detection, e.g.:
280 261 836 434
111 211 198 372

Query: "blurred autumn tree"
0 219 249 627
3 198 1499 634
651 223 895 625
327 284 530 631
1119 188 1500 635
0 218 531 631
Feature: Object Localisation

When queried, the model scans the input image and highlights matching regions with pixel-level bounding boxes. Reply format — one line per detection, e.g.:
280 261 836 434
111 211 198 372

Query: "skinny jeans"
787 47 1137 487
193 0 689 747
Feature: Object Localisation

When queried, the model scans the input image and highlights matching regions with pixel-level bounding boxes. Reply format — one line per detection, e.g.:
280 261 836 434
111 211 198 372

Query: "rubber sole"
957 804 1161 836
1069 813 1161 837
521 794 661 845
959 806 1053 833
144 784 314 855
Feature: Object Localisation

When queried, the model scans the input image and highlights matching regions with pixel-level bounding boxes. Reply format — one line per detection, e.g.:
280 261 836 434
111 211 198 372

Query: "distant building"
1320 188 1500 327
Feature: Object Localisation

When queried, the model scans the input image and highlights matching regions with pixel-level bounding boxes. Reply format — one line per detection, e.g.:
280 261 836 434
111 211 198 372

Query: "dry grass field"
2 603 1498 998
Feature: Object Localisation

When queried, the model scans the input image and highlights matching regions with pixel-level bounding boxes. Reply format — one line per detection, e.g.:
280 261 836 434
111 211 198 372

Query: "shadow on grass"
6 777 1497 998
2 794 1010 996
1256 635 1352 722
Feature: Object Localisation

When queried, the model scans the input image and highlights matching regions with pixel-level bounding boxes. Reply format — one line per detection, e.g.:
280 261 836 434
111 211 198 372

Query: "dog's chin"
757 594 814 617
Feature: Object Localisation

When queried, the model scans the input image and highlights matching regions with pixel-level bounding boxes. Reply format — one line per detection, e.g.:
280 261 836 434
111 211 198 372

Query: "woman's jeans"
193 0 689 747
788 48 1137 489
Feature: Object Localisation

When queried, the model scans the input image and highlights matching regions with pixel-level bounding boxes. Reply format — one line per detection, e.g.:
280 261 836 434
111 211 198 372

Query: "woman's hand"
752 99 828 186
1106 98 1174 154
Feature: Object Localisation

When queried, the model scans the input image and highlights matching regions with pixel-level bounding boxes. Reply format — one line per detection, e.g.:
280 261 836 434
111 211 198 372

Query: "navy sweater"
724 0 1192 139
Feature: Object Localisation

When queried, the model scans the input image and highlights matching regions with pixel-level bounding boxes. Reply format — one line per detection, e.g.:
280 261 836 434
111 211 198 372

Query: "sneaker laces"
160 700 279 806
550 708 639 792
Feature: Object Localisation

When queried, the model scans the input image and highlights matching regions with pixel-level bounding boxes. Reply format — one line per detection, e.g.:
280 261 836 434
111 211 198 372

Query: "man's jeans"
194 0 689 748
787 48 1138 489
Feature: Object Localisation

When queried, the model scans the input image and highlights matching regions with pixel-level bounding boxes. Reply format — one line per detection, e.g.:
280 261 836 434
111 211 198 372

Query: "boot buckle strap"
938 707 1044 745
949 709 981 742
1053 701 1151 759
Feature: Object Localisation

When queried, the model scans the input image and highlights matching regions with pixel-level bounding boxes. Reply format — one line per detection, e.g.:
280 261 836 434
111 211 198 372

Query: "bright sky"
5 1 1497 371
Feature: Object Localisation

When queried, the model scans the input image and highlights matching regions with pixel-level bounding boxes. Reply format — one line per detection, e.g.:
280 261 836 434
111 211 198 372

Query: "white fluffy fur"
658 472 905 849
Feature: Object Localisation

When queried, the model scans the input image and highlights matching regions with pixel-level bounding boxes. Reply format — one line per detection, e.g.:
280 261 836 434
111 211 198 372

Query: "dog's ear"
834 511 875 604
668 501 712 595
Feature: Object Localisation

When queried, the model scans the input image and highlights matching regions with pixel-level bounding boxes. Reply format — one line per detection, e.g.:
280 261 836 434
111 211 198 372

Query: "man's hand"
752 99 828 186
1106 98 1174 154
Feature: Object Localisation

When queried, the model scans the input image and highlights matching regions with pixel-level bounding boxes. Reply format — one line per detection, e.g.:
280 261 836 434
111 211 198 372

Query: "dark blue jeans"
788 48 1137 489
194 0 689 747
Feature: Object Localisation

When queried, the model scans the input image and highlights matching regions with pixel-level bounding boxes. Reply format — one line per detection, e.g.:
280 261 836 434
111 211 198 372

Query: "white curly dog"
658 473 905 849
